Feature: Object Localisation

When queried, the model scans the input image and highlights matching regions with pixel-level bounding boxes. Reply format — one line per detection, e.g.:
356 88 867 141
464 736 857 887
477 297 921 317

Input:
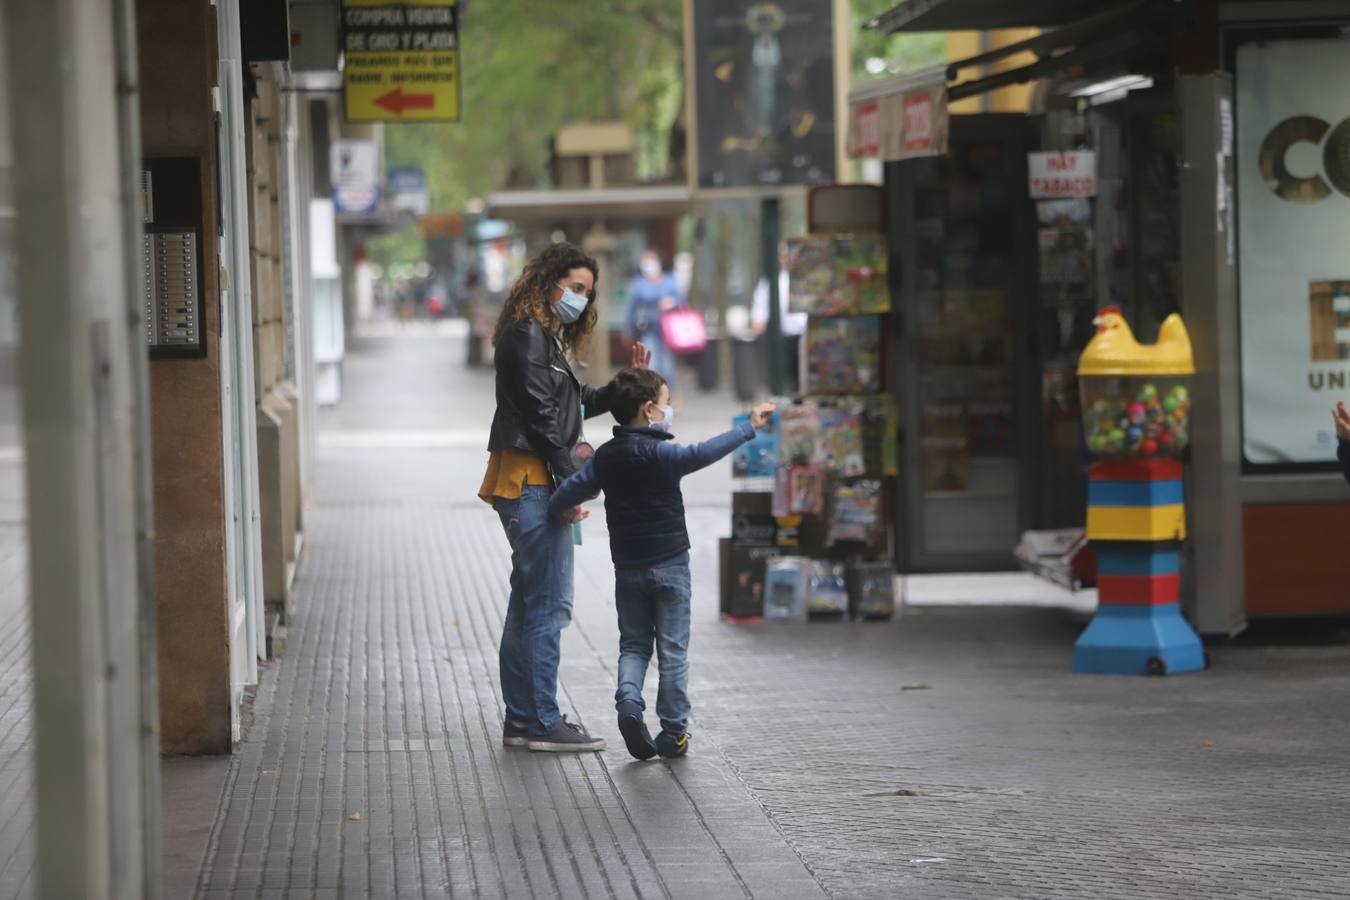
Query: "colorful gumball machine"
1073 307 1205 676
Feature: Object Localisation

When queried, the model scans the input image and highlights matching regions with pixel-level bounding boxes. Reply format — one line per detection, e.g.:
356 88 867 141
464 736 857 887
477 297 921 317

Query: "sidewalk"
186 329 1350 899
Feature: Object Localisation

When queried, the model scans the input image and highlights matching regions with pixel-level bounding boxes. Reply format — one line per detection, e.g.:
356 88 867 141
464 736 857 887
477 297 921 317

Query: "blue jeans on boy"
495 485 574 735
614 552 691 735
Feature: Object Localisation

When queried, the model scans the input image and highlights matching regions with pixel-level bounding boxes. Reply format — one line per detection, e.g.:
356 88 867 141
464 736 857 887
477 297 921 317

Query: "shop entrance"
887 115 1038 571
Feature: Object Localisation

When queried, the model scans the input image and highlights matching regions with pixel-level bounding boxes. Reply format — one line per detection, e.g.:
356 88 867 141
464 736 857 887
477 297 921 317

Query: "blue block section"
1072 603 1206 676
1096 548 1180 577
1087 479 1184 508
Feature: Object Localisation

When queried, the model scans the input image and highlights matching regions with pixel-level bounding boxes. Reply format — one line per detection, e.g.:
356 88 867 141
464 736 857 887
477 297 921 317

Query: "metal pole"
761 195 785 396
5 0 148 896
111 0 162 892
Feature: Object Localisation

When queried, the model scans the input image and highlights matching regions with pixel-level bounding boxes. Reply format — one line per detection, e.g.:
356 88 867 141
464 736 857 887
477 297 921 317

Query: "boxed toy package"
804 316 882 395
763 557 808 622
731 411 781 478
805 560 849 617
848 560 896 620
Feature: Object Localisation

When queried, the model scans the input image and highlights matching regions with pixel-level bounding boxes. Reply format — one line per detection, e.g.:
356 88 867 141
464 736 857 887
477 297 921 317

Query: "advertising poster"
690 0 836 191
1236 39 1350 464
330 139 381 214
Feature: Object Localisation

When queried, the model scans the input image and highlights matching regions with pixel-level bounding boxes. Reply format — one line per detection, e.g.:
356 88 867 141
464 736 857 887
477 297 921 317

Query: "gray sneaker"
526 718 606 753
502 717 530 748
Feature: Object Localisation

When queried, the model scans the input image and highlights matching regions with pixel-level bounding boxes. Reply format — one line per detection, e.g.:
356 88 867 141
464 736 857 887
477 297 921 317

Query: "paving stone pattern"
0 523 32 900
192 332 1350 899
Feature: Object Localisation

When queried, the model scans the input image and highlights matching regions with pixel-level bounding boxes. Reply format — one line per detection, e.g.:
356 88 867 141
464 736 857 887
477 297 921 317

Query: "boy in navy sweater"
549 368 774 759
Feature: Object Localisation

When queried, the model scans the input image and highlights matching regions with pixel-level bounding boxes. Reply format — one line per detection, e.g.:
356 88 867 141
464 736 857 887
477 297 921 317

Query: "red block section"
1097 572 1181 606
1089 458 1184 483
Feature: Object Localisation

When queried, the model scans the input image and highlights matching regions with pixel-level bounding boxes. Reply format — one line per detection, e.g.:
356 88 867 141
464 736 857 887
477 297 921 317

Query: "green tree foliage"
850 0 947 84
382 0 684 216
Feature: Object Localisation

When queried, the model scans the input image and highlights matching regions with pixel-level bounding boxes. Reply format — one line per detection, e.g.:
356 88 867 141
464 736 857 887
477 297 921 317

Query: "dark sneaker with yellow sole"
502 717 530 748
655 729 690 759
616 701 657 761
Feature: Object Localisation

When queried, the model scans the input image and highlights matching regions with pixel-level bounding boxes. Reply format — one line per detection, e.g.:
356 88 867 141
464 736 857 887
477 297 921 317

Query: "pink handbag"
661 308 707 354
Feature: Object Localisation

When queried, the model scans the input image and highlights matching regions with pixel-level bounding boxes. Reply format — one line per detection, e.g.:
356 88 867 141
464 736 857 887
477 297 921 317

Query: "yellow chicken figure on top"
1080 307 1195 375
1078 307 1195 458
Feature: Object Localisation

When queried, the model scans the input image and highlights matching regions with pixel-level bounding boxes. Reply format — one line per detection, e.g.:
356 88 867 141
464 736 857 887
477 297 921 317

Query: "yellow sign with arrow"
342 0 460 123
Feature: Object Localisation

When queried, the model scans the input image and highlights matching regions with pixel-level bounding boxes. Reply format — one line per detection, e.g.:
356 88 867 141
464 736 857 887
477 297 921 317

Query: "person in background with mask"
547 366 776 760
480 242 650 753
1334 400 1350 484
625 249 685 394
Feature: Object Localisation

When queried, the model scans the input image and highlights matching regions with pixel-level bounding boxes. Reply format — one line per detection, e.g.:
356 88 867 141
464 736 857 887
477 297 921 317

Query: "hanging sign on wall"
1027 151 1098 199
342 0 460 123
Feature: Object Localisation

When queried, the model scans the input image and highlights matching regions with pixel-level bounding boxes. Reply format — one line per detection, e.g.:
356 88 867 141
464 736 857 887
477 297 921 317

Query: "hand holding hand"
1334 401 1350 442
561 506 590 524
630 341 652 369
748 402 777 430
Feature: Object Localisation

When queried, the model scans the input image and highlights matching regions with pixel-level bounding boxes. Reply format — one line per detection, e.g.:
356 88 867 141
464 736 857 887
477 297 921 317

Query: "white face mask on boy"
649 404 674 433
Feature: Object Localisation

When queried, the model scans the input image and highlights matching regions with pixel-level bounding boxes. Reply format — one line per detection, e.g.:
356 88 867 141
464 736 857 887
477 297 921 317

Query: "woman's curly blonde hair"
493 241 599 356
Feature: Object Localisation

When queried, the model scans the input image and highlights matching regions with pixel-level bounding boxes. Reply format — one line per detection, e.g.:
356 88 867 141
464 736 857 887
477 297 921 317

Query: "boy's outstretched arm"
660 402 776 478
658 420 756 479
547 458 601 521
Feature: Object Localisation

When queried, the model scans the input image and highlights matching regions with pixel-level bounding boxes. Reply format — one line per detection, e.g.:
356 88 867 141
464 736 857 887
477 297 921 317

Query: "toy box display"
848 560 896 620
817 403 865 476
731 411 781 477
763 557 808 622
827 480 883 546
728 544 782 619
785 233 890 316
773 465 826 517
1077 308 1194 458
785 237 835 314
804 316 882 395
805 561 849 617
721 227 898 629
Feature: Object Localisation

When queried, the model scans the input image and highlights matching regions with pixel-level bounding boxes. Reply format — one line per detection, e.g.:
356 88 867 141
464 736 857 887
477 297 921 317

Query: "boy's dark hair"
609 367 667 424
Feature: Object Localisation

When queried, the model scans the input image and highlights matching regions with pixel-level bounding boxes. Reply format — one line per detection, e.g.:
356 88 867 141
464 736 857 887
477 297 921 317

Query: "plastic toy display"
1077 308 1195 459
763 557 808 622
1073 308 1204 677
784 233 890 316
731 411 781 478
804 316 882 395
1082 377 1191 457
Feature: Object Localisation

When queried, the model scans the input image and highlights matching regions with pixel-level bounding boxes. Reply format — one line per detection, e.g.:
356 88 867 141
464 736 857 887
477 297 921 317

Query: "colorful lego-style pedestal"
1073 458 1206 675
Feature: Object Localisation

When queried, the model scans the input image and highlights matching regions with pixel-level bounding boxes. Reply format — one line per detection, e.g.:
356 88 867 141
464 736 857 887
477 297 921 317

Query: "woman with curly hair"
479 241 648 752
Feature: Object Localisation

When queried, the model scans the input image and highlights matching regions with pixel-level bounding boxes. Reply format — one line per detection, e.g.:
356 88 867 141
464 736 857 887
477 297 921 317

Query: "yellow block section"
1086 504 1187 542
345 49 459 122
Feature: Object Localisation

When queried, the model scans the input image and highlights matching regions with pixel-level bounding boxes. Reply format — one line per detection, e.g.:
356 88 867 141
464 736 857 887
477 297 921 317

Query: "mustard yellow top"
1078 309 1195 377
478 449 552 507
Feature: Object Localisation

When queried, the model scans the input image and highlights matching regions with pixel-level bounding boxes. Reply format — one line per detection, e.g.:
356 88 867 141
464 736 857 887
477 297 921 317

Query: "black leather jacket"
489 318 612 485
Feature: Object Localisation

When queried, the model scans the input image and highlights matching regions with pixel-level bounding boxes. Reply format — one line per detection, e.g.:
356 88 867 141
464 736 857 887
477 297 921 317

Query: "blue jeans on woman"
614 552 692 735
495 485 574 735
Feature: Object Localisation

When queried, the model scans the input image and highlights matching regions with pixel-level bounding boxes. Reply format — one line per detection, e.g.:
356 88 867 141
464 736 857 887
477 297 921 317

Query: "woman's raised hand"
630 341 653 370
1333 401 1350 442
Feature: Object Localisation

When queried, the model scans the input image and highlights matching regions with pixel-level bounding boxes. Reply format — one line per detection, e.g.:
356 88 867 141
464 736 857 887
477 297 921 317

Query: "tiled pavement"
0 328 1341 899
186 329 1350 899
0 398 31 900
